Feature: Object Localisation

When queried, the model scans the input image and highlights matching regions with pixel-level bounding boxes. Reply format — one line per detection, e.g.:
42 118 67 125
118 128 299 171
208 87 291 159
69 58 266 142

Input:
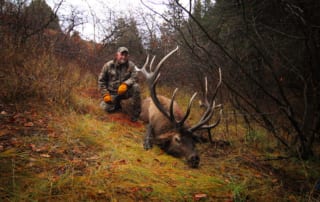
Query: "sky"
46 0 191 42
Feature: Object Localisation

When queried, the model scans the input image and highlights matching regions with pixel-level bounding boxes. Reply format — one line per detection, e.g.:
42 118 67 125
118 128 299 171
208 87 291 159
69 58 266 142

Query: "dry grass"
1 84 319 201
1 49 95 105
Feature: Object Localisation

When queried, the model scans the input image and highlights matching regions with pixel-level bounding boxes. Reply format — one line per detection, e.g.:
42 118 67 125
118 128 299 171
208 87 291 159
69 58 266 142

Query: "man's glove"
103 93 112 103
117 83 128 95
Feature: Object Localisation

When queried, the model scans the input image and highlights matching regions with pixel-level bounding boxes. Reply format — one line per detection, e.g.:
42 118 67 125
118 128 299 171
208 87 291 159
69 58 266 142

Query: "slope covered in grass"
0 88 319 201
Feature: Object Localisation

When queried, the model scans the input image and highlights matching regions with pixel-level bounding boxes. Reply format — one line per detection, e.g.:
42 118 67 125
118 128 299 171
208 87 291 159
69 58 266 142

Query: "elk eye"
174 136 181 144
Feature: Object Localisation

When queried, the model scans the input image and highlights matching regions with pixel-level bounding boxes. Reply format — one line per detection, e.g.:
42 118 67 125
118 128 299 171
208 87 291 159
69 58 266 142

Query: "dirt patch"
100 112 144 128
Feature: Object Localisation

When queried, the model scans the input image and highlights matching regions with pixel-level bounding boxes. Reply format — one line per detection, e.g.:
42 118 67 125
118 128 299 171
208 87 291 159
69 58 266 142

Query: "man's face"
115 51 128 64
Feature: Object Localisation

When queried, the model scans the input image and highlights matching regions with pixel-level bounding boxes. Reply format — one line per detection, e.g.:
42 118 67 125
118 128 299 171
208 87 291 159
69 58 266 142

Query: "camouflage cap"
117 47 129 53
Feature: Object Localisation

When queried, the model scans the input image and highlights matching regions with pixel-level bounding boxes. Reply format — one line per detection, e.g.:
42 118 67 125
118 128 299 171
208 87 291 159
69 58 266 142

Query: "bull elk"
136 46 222 168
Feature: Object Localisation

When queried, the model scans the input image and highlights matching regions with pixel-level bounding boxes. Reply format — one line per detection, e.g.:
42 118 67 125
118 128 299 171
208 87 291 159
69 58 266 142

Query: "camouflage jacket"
98 60 138 96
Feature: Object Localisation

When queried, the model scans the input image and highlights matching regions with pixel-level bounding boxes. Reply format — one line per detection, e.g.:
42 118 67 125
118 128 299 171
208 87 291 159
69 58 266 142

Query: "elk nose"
188 154 200 168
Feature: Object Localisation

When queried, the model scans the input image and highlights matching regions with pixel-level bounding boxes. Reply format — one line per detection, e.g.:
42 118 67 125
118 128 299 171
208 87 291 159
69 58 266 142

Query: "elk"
136 46 222 168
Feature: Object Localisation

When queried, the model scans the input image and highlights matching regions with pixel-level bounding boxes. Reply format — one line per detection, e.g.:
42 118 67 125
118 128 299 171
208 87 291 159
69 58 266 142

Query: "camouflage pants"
100 83 141 119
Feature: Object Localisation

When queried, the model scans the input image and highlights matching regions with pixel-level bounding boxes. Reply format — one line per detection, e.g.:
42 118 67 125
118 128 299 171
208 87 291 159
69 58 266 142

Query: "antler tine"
154 46 179 76
136 55 151 78
142 54 150 71
205 76 208 96
169 88 179 122
201 68 222 121
203 109 223 143
203 77 209 107
169 89 198 128
189 68 222 132
149 55 156 73
200 108 222 130
177 92 197 127
190 101 215 131
149 72 172 121
202 68 222 114
213 68 222 97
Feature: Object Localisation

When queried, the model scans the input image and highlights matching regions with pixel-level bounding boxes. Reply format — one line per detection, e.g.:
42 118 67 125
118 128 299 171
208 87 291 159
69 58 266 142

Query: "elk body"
136 47 222 168
139 95 200 167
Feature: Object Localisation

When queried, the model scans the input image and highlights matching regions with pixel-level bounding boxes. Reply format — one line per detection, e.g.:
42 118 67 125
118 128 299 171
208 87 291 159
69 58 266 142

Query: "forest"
0 0 319 201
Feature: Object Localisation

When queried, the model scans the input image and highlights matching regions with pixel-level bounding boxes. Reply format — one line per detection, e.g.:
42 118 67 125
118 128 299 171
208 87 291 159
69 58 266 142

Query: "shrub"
1 49 92 105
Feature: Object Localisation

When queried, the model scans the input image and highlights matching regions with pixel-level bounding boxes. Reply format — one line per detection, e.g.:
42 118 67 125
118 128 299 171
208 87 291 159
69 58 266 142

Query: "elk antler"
135 46 197 128
189 68 223 143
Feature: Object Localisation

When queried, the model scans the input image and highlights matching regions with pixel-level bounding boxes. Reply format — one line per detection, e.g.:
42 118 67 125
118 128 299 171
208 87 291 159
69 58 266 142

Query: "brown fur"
140 95 188 136
139 95 200 168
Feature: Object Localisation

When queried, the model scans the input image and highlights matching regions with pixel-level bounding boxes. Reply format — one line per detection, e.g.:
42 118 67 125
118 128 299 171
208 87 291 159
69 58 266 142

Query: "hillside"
1 87 319 201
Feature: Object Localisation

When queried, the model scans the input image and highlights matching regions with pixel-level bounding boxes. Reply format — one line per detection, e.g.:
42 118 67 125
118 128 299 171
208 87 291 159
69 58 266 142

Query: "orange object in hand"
117 83 128 95
103 93 112 103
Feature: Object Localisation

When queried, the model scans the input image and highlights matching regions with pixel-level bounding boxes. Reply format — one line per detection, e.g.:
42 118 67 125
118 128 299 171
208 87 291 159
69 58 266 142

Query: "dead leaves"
1 110 8 115
0 105 60 157
40 153 51 158
1 107 50 130
194 193 207 200
24 122 34 127
85 155 100 161
30 143 48 152
0 128 10 137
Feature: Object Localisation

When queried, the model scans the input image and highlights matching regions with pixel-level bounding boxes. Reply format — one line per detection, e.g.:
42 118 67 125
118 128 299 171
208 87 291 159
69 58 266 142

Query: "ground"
0 88 319 201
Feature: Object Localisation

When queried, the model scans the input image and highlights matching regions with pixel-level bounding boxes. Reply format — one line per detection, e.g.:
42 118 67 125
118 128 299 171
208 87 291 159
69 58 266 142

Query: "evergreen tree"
25 0 61 32
111 17 143 55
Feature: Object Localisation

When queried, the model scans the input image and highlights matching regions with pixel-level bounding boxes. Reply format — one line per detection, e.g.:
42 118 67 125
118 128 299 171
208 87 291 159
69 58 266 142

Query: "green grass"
1 87 319 201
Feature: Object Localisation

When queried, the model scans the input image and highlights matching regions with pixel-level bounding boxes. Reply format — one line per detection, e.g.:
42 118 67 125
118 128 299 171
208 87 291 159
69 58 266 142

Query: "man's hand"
117 83 128 95
103 93 112 103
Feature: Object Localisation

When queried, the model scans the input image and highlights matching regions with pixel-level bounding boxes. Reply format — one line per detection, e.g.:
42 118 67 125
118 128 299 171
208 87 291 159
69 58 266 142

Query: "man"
98 47 141 122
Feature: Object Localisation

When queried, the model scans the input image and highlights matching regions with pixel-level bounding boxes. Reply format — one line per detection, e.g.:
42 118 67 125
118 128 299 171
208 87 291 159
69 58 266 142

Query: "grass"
1 86 319 201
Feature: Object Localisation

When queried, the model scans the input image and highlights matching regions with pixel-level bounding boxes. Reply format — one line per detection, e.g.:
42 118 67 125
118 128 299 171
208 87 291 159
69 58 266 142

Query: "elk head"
136 46 222 168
